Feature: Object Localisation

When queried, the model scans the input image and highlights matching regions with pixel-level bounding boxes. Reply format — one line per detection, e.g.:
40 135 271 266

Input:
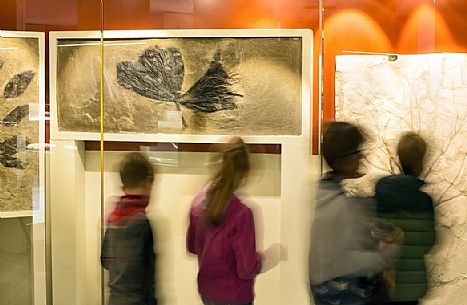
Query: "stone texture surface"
335 54 467 305
0 37 40 212
56 37 302 135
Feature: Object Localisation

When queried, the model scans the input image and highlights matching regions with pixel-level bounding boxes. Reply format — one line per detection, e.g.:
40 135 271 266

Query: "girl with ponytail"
187 137 283 305
205 137 250 226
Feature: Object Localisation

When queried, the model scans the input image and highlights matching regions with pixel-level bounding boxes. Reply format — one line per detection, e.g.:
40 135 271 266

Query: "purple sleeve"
186 211 196 254
231 208 262 279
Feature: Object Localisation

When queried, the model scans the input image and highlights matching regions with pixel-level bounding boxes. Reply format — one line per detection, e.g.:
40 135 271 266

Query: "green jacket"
375 175 436 302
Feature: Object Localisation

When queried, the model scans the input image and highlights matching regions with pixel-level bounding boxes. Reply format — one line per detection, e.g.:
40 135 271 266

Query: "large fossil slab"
56 36 303 135
0 37 40 212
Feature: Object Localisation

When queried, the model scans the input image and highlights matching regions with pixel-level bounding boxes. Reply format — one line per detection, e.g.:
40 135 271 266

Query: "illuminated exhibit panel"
335 53 467 302
49 29 312 143
0 30 45 305
0 32 44 216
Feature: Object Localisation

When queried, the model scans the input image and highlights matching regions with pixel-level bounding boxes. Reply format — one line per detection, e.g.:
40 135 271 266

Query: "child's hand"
371 220 404 244
261 243 286 273
379 229 405 259
379 267 395 296
392 228 404 244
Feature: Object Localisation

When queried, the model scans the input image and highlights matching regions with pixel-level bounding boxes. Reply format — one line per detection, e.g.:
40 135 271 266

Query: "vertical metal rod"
99 1 105 305
318 0 325 177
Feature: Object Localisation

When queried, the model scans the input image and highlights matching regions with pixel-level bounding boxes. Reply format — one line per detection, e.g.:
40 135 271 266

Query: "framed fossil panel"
49 29 312 143
0 31 45 215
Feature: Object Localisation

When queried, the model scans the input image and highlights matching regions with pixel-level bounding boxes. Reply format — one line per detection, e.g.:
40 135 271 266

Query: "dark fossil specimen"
2 105 29 126
0 135 29 169
179 54 242 113
3 70 35 98
117 46 184 102
117 46 242 127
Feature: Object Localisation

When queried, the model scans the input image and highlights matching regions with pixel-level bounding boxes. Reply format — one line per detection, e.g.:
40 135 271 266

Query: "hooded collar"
381 174 425 190
108 194 150 224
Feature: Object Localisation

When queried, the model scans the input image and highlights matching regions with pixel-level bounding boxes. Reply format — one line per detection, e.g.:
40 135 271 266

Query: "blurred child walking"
187 137 283 305
375 132 436 305
309 122 402 305
101 152 158 305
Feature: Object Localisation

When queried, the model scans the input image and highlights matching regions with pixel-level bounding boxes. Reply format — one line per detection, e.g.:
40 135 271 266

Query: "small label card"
165 110 183 123
158 110 183 130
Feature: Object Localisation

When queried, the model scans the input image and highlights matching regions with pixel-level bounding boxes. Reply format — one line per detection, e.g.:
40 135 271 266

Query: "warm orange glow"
325 9 392 53
322 3 467 147
251 18 279 29
1 0 466 153
398 4 465 53
322 9 392 119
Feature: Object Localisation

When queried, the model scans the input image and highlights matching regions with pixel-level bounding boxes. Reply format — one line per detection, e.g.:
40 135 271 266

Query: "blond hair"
205 137 250 226
397 132 427 176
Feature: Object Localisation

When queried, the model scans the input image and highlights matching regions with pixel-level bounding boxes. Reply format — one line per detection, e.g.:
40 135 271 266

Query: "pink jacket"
187 188 262 303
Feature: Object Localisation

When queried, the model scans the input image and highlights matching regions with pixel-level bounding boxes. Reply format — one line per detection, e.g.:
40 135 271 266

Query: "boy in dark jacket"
101 152 157 305
375 132 436 305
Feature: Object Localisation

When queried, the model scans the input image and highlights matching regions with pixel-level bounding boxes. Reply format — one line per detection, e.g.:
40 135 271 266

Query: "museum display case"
48 28 313 305
1 1 466 305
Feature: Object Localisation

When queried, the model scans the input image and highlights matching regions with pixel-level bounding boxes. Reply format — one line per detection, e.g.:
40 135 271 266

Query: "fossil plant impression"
116 46 242 126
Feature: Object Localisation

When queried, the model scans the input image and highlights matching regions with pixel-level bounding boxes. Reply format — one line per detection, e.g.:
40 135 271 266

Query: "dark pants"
202 299 252 305
311 276 385 305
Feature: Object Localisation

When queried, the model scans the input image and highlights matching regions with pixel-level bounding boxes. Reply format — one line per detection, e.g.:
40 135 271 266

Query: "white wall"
49 140 86 305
